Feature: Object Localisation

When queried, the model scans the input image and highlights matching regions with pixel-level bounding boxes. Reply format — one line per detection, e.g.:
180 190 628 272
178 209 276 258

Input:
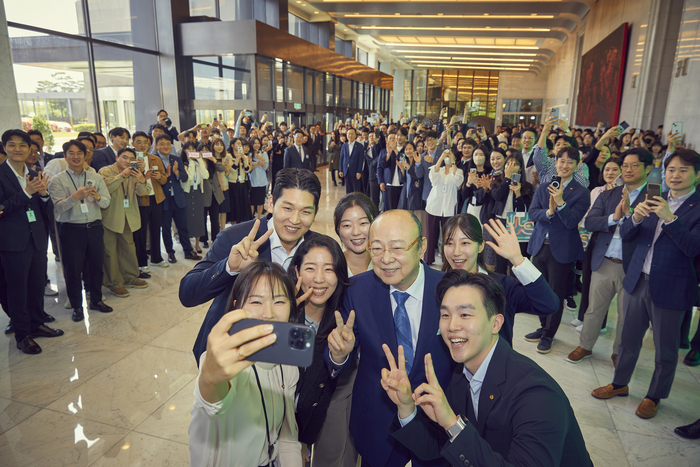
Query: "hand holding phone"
228 318 315 368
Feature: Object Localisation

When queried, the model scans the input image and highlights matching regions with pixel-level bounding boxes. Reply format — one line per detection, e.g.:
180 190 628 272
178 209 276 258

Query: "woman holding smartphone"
229 138 253 224
190 260 303 466
180 142 209 254
249 137 269 219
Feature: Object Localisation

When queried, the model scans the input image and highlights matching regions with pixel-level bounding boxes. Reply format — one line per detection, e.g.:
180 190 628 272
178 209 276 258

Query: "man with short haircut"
340 128 366 194
384 270 592 467
592 149 700 419
183 168 321 363
27 130 52 168
364 131 381 208
535 116 589 188
48 140 112 321
148 109 179 141
93 132 107 150
92 127 130 172
283 130 312 170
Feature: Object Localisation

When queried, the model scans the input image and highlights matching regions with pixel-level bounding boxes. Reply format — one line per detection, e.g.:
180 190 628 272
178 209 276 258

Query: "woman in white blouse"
180 142 209 254
190 261 302 467
424 149 464 265
333 192 378 277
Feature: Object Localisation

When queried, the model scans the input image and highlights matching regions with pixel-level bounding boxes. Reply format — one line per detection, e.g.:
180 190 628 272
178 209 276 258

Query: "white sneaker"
571 319 583 327
151 261 170 268
140 266 152 274
576 324 583 333
44 285 58 296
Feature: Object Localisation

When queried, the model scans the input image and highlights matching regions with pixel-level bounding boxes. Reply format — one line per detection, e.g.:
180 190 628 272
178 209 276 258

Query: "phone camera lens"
302 329 313 340
294 340 305 350
291 329 301 339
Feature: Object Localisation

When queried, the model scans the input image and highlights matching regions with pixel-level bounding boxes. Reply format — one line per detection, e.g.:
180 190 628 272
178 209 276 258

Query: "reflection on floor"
1 169 699 466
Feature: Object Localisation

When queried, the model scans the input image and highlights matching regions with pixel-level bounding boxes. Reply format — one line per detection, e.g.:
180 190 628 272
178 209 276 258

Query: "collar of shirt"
267 217 304 269
462 338 499 419
66 166 87 178
389 262 426 311
561 177 573 189
7 162 28 186
627 182 647 204
668 188 696 208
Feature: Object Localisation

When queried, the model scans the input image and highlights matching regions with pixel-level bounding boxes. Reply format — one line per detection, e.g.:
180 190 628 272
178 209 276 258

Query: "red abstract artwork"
575 23 629 127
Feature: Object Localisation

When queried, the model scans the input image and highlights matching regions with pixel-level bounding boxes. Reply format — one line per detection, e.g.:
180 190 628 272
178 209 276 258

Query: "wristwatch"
445 415 468 441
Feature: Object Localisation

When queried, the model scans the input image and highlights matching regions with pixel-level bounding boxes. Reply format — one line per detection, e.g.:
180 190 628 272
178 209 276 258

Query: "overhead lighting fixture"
416 64 530 71
339 14 555 19
403 55 534 62
382 43 539 50
358 26 550 32
412 59 532 67
393 49 539 56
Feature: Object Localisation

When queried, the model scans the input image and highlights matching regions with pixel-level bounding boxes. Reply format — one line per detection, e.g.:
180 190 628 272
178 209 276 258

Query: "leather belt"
543 238 550 245
605 256 623 264
643 273 650 281
67 220 102 229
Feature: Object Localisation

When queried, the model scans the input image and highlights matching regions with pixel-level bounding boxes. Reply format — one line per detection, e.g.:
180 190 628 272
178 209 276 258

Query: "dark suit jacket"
528 180 590 263
620 190 700 310
365 144 381 182
160 153 188 209
584 185 648 272
390 337 593 467
0 163 49 252
339 142 366 178
182 215 318 363
414 149 442 201
91 146 117 172
325 266 454 467
283 145 312 170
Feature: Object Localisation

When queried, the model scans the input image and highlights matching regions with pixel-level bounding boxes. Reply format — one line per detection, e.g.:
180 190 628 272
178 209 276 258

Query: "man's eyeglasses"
368 237 420 258
621 163 644 170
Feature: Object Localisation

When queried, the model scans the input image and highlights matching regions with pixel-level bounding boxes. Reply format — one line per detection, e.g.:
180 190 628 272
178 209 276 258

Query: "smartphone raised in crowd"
647 183 661 200
228 319 315 368
550 107 560 119
671 122 683 137
130 161 139 170
551 175 562 189
511 173 521 184
618 121 630 131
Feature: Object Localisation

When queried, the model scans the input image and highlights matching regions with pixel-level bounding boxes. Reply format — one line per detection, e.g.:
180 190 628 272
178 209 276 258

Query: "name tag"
123 199 130 209
471 195 477 204
26 209 36 223
80 203 89 214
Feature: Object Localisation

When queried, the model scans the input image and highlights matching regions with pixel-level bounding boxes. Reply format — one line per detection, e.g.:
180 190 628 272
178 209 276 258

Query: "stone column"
0 1 22 130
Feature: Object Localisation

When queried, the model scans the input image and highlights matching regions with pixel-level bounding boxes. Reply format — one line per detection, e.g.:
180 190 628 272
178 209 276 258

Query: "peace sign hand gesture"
328 310 355 364
227 218 274 273
380 344 415 418
412 353 458 429
294 276 314 306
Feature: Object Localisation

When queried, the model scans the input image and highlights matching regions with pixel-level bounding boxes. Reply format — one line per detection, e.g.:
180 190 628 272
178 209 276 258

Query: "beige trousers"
103 223 140 289
579 258 625 353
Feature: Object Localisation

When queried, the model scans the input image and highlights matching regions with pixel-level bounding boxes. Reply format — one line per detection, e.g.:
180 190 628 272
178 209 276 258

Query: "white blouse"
189 352 302 467
426 166 464 217
181 158 209 193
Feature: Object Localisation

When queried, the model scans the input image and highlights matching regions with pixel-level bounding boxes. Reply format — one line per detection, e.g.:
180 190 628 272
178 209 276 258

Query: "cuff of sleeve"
664 215 678 225
556 202 566 211
398 408 418 427
225 260 240 277
632 216 642 226
23 189 32 199
510 258 540 286
607 214 618 226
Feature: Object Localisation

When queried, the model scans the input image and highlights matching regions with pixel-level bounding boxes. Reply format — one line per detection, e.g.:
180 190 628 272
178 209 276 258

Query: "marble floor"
1 168 699 467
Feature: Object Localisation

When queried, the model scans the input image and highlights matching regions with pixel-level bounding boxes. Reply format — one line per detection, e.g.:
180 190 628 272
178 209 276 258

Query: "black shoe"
537 337 553 354
168 253 177 264
185 251 202 260
72 309 84 322
42 312 56 323
675 419 700 439
333 181 337 186
525 328 544 342
5 321 13 334
564 296 577 310
684 349 700 367
89 301 113 313
32 324 64 338
16 336 42 354
138 271 151 279
202 241 209 248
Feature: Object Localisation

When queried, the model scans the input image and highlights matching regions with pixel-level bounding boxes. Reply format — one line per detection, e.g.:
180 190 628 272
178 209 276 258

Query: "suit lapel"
669 191 700 219
562 179 580 202
0 162 24 193
411 266 438 378
447 365 469 420
476 338 508 434
372 273 397 352
256 217 272 261
631 185 648 209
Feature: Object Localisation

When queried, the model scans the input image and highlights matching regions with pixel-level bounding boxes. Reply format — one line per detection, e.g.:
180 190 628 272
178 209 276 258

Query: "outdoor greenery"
31 116 55 152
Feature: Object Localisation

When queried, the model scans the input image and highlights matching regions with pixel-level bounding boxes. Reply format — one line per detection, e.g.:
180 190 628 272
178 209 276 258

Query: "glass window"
222 68 251 100
457 70 473 102
412 70 427 101
403 70 412 103
443 72 458 102
286 63 304 104
341 78 351 108
222 55 252 70
189 0 216 18
314 72 323 106
257 57 273 101
357 48 369 66
502 99 543 113
358 83 364 110
305 70 313 105
427 70 442 102
5 0 87 37
288 13 308 41
87 0 157 49
275 60 284 102
325 74 334 107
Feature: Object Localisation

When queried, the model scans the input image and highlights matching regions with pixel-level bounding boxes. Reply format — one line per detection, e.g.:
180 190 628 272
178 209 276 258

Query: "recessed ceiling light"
343 28 348 31
314 11 319 14
359 26 550 32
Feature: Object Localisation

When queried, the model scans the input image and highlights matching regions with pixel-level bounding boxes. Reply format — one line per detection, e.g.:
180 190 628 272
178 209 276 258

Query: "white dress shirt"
388 262 426 351
7 163 49 202
426 166 464 217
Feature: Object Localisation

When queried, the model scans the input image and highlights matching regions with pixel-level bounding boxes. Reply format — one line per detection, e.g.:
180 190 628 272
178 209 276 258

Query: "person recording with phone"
591 149 700 419
48 140 112 322
535 115 590 188
190 260 303 467
148 109 179 141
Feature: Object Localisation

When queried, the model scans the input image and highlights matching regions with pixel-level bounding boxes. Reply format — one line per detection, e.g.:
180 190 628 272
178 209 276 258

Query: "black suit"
91 146 117 172
0 162 50 342
391 338 592 467
283 145 312 170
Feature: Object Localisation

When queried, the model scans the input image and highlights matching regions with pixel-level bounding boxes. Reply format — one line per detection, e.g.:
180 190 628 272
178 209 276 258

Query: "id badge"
123 199 130 209
26 209 36 222
80 203 89 214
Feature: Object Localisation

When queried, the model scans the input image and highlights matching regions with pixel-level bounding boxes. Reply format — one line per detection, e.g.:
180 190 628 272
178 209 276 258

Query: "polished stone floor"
1 169 699 466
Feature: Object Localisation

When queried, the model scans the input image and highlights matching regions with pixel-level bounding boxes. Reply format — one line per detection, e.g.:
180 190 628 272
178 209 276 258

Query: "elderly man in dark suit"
181 168 322 364
283 130 312 170
592 149 700 419
339 127 366 194
326 209 453 467
0 130 64 355
568 149 652 365
383 271 593 467
91 127 130 172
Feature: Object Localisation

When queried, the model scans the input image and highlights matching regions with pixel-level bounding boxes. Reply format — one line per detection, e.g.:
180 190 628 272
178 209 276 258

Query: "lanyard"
252 365 286 463
68 171 87 203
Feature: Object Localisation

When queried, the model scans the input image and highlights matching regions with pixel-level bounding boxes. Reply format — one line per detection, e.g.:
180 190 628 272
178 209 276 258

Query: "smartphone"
551 175 562 189
130 161 139 170
228 319 315 368
218 113 223 120
470 168 477 174
647 183 661 199
238 147 243 154
136 151 144 160
511 173 521 184
550 107 560 119
86 180 95 189
671 122 683 136
213 118 218 122
618 121 630 131
244 111 252 117
151 166 158 173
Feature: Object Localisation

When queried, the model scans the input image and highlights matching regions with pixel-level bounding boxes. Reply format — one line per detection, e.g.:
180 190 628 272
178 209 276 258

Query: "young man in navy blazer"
181 168 321 364
592 149 700 419
383 271 592 467
339 127 365 194
325 209 453 467
91 127 130 172
283 130 312 170
524 146 590 354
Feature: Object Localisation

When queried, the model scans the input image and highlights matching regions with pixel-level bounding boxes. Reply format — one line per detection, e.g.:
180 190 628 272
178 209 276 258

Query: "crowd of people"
1 108 699 466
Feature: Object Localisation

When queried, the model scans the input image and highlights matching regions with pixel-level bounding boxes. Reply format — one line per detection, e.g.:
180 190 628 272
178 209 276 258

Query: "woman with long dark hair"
249 137 269 219
180 142 209 253
199 138 228 248
228 138 253 224
333 192 378 277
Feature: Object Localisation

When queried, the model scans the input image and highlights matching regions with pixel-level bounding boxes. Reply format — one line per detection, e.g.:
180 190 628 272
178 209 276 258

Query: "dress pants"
0 255 10 318
162 198 192 255
135 197 164 266
103 224 140 289
386 185 402 211
345 176 360 194
0 243 46 342
579 258 625 352
532 243 573 339
368 179 380 210
59 222 104 308
201 198 220 243
613 277 684 399
424 213 449 265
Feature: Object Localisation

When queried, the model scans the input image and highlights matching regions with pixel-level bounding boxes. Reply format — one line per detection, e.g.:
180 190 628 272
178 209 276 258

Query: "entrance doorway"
289 112 304 129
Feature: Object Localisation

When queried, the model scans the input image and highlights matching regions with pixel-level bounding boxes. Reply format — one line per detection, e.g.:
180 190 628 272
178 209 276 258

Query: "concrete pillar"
392 69 405 121
0 1 23 131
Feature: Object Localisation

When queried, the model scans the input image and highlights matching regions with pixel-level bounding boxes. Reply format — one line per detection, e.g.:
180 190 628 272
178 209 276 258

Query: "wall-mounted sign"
294 103 302 110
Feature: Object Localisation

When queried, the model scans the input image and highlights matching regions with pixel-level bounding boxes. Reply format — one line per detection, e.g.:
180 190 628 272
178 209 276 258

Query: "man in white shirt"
283 130 312 170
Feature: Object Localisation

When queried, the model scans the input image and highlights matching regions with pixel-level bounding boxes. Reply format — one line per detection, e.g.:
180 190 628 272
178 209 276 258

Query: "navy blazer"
364 144 381 182
160 153 188 209
414 149 443 201
390 338 593 467
339 141 365 178
584 185 648 272
0 163 49 252
620 190 700 310
325 266 454 467
283 145 312 171
182 216 317 363
528 180 590 263
91 146 116 172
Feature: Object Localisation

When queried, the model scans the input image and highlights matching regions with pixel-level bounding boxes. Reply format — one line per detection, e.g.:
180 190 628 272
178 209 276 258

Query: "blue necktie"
392 291 414 374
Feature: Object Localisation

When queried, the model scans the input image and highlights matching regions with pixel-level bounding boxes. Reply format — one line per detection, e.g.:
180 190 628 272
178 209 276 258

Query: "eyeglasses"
621 163 644 170
368 237 420 258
